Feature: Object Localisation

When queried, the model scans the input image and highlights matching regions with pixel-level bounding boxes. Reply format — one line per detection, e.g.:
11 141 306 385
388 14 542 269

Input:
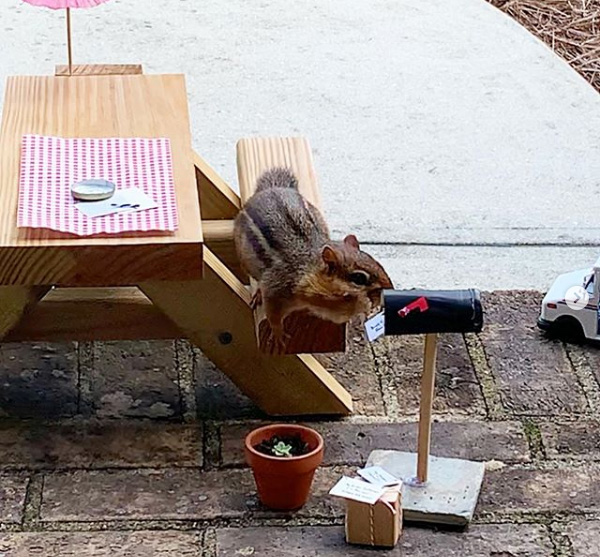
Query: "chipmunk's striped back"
233 168 330 282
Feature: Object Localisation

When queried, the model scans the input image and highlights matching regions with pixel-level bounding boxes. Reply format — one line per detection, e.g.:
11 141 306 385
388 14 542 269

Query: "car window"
585 274 595 295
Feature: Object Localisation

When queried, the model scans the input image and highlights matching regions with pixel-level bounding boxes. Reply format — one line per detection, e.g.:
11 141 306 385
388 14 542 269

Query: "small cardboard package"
329 467 403 548
345 486 402 548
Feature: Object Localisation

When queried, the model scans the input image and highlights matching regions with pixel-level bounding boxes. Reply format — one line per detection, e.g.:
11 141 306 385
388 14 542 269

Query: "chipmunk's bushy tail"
255 167 299 192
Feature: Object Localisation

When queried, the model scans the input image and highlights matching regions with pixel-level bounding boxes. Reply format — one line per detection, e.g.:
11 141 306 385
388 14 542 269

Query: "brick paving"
0 292 598 556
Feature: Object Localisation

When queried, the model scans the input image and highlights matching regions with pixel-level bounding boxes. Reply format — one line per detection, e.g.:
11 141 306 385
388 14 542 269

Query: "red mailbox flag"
398 296 429 318
21 0 112 75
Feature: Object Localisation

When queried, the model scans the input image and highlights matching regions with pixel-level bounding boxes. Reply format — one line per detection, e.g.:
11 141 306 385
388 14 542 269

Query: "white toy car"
538 256 600 342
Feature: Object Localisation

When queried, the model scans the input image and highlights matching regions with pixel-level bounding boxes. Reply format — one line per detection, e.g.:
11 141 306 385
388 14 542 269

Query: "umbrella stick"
66 7 73 75
416 332 437 484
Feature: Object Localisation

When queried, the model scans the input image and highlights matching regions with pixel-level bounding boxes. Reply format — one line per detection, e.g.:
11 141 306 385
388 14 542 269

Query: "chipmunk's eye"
349 271 370 286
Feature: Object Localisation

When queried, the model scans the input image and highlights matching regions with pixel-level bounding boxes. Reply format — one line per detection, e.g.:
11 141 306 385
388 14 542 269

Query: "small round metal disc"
71 179 116 201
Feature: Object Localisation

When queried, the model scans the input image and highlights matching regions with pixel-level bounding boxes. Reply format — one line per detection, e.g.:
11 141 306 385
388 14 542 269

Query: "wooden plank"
193 150 246 282
0 243 202 286
0 74 202 285
237 137 322 208
55 64 143 76
7 287 180 342
202 220 246 282
256 311 346 354
193 151 240 220
139 249 352 416
236 137 346 354
0 286 49 338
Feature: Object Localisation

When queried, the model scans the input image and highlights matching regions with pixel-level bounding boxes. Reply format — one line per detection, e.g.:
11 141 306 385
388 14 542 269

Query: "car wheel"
551 316 585 343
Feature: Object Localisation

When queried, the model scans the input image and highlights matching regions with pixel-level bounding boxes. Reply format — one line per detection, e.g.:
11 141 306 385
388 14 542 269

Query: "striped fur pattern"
235 168 329 289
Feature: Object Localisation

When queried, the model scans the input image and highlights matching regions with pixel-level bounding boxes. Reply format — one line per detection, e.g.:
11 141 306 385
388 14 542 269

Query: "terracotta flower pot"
244 423 324 511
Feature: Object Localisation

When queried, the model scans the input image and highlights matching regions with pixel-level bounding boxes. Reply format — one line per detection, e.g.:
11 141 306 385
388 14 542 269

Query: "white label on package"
357 466 401 488
329 477 386 504
364 311 385 342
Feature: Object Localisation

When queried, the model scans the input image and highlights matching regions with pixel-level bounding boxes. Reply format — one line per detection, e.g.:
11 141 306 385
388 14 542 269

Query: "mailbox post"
366 289 485 526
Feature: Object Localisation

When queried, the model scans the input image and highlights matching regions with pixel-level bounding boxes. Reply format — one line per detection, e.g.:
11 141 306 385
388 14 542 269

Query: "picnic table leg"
139 248 353 416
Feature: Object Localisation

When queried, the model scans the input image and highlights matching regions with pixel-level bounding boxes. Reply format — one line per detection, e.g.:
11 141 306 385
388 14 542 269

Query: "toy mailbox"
383 289 483 336
366 288 486 526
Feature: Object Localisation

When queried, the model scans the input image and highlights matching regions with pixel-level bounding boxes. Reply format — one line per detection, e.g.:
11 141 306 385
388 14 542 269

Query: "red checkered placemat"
18 134 178 236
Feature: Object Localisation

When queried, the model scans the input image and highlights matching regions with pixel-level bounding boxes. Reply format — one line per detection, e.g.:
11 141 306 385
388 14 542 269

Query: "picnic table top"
0 74 203 285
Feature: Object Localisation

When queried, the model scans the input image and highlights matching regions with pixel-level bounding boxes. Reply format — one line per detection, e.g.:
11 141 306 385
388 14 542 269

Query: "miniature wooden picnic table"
0 64 352 416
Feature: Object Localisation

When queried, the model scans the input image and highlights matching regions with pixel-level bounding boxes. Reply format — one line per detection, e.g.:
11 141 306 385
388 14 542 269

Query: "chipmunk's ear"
322 245 340 271
343 234 360 250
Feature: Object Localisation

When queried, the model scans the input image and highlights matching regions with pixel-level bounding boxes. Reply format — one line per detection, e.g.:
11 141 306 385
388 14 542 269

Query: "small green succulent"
272 441 293 457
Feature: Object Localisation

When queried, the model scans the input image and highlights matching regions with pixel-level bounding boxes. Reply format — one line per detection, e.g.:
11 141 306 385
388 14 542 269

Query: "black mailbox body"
383 289 483 335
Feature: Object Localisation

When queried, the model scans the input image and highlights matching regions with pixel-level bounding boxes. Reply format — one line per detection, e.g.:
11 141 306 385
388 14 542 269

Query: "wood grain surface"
8 287 180 341
55 64 143 76
0 74 202 285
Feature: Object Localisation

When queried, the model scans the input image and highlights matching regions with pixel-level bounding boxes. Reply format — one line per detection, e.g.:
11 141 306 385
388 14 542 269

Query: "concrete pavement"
2 0 599 289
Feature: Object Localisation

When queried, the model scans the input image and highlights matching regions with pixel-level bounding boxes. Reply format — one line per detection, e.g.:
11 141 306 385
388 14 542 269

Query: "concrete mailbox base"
367 450 485 526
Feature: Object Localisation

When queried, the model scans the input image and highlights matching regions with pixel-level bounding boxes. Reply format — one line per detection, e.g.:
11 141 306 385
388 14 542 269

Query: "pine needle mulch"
489 0 600 92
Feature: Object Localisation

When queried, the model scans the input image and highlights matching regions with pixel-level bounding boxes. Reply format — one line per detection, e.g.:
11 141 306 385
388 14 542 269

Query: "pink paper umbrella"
22 0 112 75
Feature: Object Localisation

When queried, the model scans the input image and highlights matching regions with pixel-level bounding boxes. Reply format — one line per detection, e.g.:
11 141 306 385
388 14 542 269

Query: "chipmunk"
234 167 393 350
